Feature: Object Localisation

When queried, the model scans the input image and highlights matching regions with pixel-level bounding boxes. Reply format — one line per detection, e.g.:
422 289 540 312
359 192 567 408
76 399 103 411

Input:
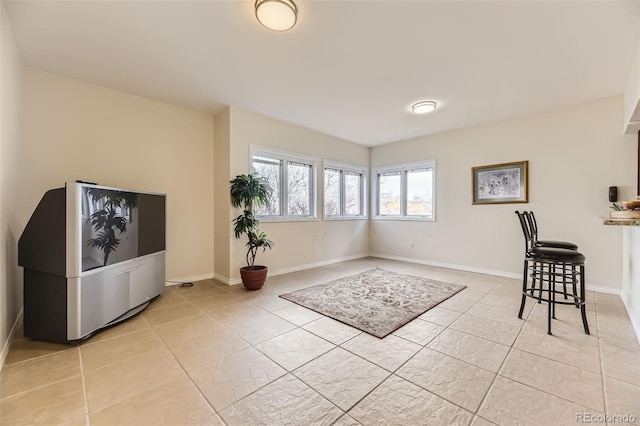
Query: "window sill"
257 217 319 223
323 216 368 221
373 216 435 222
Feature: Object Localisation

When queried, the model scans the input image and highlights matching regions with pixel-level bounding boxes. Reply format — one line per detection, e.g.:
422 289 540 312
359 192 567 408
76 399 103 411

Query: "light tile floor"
1 258 639 426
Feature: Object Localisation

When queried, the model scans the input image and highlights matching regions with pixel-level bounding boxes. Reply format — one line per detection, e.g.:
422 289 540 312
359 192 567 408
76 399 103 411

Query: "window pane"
252 156 281 215
378 172 401 215
287 162 311 216
344 172 362 215
406 169 433 216
324 168 341 216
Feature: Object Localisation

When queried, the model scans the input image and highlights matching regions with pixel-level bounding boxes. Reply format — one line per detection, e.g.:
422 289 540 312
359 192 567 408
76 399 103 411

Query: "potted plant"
229 174 274 290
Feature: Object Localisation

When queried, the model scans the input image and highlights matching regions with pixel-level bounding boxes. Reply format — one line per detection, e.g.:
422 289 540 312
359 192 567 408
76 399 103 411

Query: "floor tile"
500 348 604 411
152 313 227 347
426 329 509 373
294 347 389 410
219 374 343 426
603 376 640 424
419 306 462 326
207 302 271 327
392 318 445 345
0 348 80 398
349 374 473 426
465 302 525 328
479 376 603 426
514 322 600 374
437 290 485 312
84 347 185 412
143 288 189 312
80 328 165 371
470 416 498 426
599 330 640 386
85 312 151 344
397 347 495 412
333 414 362 426
90 376 215 426
168 327 250 372
256 328 335 371
272 304 324 326
449 313 521 346
0 376 86 425
341 333 422 371
142 302 203 326
223 311 297 345
4 338 72 365
188 346 286 410
302 316 362 345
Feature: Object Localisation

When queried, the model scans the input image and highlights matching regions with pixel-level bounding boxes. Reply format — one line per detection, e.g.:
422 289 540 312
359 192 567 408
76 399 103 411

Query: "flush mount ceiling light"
255 0 297 32
411 101 437 114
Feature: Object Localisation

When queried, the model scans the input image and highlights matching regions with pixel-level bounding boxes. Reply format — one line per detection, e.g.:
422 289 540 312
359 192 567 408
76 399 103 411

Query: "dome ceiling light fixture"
255 0 298 32
411 100 437 114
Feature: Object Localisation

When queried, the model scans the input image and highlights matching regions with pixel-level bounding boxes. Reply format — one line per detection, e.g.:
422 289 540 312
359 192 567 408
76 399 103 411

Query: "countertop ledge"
602 218 640 226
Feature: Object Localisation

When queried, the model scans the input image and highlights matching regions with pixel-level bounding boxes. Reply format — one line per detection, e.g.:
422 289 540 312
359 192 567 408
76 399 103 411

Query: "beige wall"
21 69 215 282
371 96 636 291
213 108 231 280
0 1 23 367
215 106 370 283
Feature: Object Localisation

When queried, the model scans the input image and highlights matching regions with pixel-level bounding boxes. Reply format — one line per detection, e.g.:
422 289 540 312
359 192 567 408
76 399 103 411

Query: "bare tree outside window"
252 156 281 215
406 169 433 216
324 169 341 216
287 162 311 216
344 172 361 215
378 172 401 215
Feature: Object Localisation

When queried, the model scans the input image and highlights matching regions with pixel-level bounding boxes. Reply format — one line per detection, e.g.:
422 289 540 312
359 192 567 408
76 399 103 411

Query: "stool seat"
528 246 585 262
534 240 578 251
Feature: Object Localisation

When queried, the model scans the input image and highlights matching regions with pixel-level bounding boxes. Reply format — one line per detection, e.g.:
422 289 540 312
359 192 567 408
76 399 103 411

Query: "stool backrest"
525 211 539 243
515 210 534 252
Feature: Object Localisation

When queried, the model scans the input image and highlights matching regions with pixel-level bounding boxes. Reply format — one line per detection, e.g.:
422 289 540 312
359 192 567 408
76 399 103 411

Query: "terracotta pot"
240 266 268 290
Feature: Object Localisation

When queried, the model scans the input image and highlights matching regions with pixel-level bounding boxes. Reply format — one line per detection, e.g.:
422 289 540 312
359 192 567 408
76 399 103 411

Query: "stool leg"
580 265 590 335
537 262 544 303
562 264 568 299
572 265 580 308
519 259 528 319
548 264 554 335
552 265 557 320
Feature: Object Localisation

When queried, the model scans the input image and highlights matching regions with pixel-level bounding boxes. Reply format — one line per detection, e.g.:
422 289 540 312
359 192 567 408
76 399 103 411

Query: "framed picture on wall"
472 161 528 204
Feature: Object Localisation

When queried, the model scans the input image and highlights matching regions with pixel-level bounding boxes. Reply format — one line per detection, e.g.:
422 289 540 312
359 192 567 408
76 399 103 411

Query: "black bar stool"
515 211 589 335
525 211 578 300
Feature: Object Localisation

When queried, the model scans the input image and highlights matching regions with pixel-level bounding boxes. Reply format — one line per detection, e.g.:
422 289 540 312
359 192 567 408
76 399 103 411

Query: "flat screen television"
65 182 166 277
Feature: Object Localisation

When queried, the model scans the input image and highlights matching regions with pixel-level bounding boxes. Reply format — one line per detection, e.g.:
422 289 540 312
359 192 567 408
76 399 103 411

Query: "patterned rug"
279 268 466 338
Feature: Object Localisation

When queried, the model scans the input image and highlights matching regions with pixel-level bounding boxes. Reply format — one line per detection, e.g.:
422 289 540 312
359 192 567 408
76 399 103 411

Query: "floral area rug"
279 268 466 338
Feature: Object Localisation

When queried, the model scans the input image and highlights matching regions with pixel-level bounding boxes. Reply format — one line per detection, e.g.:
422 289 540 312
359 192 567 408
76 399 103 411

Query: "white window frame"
323 160 367 220
250 146 318 221
373 159 436 221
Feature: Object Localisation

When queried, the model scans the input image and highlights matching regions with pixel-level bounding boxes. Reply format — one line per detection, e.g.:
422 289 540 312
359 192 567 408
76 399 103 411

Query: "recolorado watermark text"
576 413 636 424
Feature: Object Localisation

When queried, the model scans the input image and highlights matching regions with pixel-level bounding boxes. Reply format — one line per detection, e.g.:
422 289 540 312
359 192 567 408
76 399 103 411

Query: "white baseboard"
369 253 522 280
1 309 23 373
621 296 640 344
165 273 214 287
369 253 623 295
216 254 371 286
585 284 621 295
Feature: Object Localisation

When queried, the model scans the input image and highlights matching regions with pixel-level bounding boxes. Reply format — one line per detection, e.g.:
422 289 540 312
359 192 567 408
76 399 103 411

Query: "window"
374 160 435 220
251 147 317 219
323 161 366 219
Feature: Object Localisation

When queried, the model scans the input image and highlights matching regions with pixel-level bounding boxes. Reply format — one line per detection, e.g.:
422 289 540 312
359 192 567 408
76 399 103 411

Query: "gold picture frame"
472 161 528 205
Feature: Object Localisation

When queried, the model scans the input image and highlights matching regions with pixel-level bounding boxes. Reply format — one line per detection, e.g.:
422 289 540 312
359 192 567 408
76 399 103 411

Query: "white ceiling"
4 0 639 146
